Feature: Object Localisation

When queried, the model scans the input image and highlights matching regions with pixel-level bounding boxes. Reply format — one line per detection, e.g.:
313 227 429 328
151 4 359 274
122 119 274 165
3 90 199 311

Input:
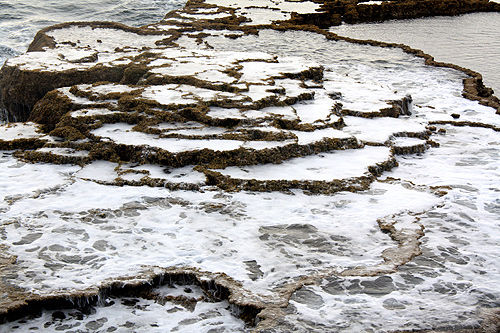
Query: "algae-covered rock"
0 10 461 193
297 0 500 26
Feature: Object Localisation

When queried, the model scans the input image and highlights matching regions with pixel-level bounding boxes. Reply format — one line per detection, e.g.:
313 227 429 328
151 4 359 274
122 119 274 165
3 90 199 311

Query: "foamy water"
330 12 500 95
2 23 500 330
1 1 500 332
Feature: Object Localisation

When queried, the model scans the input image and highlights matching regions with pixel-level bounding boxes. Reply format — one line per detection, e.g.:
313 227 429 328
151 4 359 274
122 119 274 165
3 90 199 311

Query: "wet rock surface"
1 0 500 332
293 0 500 27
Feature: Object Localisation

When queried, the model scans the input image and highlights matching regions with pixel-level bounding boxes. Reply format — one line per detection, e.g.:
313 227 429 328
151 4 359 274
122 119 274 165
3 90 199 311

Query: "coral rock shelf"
1 0 500 332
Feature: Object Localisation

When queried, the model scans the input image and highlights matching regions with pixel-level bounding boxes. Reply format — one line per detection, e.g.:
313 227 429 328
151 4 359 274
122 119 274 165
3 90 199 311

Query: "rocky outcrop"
0 22 173 122
1 0 499 122
1 0 500 331
293 0 500 26
0 0 428 195
0 266 264 327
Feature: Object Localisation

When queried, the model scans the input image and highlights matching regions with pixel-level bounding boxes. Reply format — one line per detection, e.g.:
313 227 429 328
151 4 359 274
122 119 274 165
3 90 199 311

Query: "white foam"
91 123 244 152
0 162 438 296
291 128 353 145
0 122 45 140
238 8 291 25
76 161 119 183
343 116 427 143
360 1 384 5
47 26 162 52
70 108 116 118
205 0 321 14
36 147 90 157
207 107 244 119
391 137 426 147
216 146 391 181
120 164 206 184
293 89 338 124
0 152 80 210
180 11 231 20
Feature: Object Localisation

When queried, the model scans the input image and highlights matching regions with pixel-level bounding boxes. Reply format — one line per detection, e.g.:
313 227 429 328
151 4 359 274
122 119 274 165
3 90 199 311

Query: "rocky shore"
295 0 500 26
1 0 500 331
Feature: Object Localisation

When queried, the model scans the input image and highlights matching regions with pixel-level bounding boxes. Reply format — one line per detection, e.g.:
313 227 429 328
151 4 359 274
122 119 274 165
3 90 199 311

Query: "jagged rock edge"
0 266 265 327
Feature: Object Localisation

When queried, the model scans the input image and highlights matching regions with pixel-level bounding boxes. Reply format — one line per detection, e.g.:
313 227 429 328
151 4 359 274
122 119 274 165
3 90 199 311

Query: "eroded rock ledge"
0 2 433 195
0 267 263 326
1 0 499 123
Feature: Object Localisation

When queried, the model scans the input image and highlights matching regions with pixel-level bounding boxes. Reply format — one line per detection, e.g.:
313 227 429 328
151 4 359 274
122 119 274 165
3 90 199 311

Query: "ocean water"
0 0 185 65
1 1 500 332
330 11 500 95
